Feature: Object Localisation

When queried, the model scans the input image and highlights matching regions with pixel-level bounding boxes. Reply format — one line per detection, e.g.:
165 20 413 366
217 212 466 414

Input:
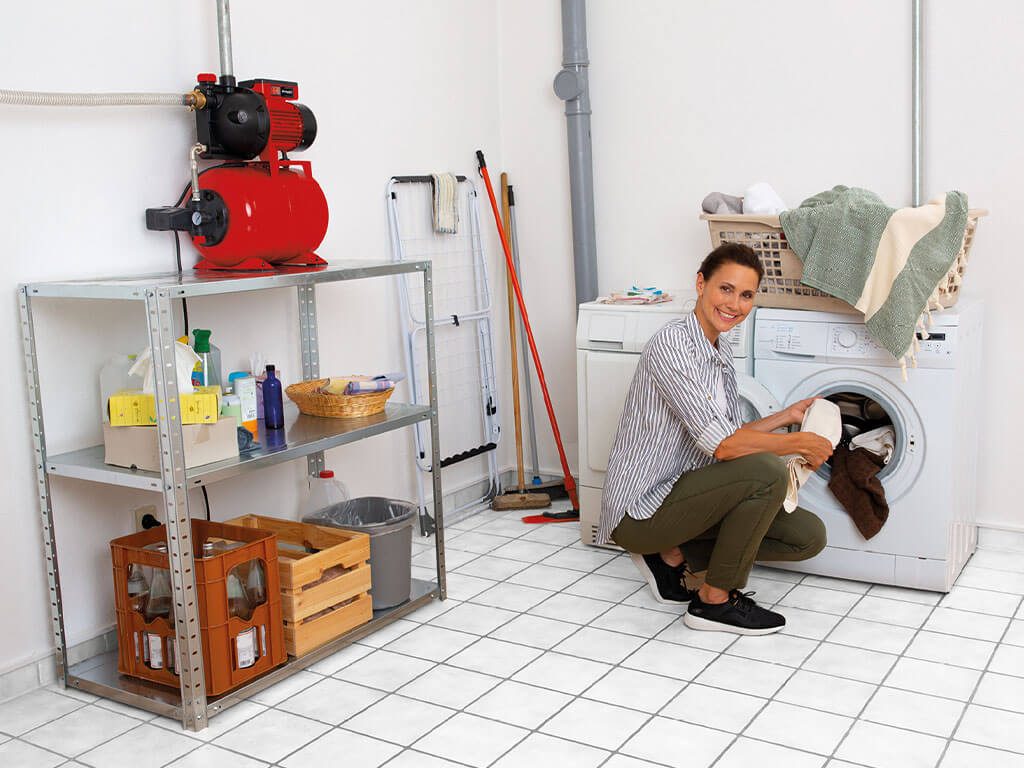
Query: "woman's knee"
795 510 827 559
734 452 788 490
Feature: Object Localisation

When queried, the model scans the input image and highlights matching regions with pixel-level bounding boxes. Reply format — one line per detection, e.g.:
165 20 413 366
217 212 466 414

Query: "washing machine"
752 302 983 591
577 294 777 548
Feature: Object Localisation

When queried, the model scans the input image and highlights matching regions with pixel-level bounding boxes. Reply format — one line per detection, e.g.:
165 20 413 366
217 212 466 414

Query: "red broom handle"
476 151 579 510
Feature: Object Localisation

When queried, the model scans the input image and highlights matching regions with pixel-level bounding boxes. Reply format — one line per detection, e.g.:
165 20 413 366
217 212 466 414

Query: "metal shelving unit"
19 260 445 732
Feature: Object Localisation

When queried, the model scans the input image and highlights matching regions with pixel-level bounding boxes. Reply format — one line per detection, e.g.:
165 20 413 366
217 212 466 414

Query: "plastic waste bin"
303 497 417 609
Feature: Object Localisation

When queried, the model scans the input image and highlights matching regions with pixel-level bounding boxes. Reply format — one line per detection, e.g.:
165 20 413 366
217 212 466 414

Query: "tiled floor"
3 503 1024 767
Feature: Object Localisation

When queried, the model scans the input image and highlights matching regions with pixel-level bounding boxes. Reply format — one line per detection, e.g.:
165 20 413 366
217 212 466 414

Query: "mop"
476 151 580 522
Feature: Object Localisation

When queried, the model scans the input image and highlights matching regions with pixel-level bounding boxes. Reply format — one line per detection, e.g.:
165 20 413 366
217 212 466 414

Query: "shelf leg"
297 283 325 479
422 263 446 598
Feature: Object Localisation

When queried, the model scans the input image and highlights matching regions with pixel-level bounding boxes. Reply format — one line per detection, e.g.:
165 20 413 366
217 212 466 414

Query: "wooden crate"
226 515 373 656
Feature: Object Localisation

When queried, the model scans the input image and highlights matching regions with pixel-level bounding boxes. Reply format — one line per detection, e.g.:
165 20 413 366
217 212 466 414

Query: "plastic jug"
99 354 139 422
302 470 349 518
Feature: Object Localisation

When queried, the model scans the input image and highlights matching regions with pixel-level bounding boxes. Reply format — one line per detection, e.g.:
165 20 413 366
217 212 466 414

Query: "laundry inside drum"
817 391 899 480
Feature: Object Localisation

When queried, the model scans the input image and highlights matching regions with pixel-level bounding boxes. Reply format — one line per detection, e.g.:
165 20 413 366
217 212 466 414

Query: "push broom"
476 151 579 522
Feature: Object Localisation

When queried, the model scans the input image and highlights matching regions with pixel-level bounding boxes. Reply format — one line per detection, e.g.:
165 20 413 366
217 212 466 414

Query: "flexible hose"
0 89 189 107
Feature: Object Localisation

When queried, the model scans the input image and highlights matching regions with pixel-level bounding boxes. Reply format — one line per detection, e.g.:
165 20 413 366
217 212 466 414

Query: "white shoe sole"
683 610 785 635
630 553 689 605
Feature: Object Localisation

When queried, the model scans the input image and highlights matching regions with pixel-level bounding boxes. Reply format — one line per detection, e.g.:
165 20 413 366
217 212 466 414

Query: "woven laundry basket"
700 210 987 313
285 379 394 418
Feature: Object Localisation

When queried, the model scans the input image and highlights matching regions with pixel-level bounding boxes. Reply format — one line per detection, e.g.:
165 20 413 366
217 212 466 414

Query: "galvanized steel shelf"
20 260 446 732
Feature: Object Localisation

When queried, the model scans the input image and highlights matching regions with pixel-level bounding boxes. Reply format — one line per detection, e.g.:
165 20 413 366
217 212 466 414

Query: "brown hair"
698 243 764 283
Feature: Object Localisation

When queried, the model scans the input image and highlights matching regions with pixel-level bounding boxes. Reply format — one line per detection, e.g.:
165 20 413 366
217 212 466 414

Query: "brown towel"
828 445 889 539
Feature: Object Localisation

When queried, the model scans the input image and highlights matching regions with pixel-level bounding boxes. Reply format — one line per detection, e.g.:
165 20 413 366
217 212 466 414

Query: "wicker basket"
285 379 394 418
700 209 986 313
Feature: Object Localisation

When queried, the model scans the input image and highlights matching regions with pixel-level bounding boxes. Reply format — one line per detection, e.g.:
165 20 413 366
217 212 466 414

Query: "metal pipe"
554 0 598 306
912 0 922 206
189 143 206 203
216 0 236 86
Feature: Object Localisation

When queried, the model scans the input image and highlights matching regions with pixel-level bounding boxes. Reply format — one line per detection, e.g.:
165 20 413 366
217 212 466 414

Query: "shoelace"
729 590 758 615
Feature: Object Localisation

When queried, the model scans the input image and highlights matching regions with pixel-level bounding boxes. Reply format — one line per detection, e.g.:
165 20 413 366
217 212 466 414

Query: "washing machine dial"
837 329 858 349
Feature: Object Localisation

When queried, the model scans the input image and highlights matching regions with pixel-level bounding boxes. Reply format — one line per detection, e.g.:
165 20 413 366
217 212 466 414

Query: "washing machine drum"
736 373 781 423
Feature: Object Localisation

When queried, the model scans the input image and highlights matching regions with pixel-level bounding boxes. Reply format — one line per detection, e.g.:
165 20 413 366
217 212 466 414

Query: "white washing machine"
752 303 983 591
577 295 777 548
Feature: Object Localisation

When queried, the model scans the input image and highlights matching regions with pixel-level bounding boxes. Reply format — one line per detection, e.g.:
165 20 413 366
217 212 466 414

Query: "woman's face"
694 261 759 341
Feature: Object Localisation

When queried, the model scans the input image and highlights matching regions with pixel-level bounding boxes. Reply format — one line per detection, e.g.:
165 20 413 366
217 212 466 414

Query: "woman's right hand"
795 434 834 470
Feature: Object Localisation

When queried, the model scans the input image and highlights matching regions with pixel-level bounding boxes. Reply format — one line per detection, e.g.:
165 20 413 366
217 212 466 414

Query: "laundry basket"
700 210 986 313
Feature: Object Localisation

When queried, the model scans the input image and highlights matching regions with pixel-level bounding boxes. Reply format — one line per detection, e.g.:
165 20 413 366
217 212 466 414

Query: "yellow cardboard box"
108 386 221 426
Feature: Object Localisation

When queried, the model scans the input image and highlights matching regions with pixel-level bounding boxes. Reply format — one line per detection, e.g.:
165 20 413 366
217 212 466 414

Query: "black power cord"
201 485 211 521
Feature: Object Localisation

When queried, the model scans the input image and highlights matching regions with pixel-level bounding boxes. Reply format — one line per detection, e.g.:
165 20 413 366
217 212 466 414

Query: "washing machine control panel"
826 323 958 366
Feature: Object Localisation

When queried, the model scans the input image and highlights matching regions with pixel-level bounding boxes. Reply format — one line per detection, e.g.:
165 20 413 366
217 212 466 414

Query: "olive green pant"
612 453 826 590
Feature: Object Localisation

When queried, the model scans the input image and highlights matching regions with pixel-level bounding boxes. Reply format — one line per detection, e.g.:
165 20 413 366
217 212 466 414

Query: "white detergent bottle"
302 470 349 518
99 354 140 422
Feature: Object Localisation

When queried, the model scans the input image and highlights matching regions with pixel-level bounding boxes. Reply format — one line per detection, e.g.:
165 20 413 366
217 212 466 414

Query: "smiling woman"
598 243 833 637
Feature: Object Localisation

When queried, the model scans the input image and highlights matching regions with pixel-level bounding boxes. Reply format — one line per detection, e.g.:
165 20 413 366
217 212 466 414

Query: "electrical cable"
201 486 211 521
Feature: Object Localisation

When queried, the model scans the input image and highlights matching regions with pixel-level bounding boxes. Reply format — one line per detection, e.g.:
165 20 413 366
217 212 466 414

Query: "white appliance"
577 295 776 548
752 303 983 591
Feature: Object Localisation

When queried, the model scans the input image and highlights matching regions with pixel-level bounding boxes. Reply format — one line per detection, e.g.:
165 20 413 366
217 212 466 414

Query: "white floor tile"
512 652 612 695
989 643 1024 677
277 677 385 725
414 547 477 570
454 556 529 582
968 549 1024 574
0 688 84 736
529 593 615 624
506 563 585 591
655 617 741 652
905 631 996 669
801 642 897 684
620 585 692 614
164 743 268 768
381 624 478 662
334 650 435 691
553 626 646 664
541 697 649 751
661 682 765 731
444 531 514 555
744 575 799 604
779 584 862 615
620 716 733 768
404 596 459 624
955 565 1024 595
621 640 718 681
305 642 374 675
835 720 947 768
519 523 584 546
428 602 517 635
940 740 1024 768
280 728 401 768
924 606 1010 642
726 632 819 667
745 700 852 755
827 617 916 655
602 755 665 768
801 574 872 594
444 573 498 601
716 737 826 768
77 723 198 768
592 555 645 582
247 670 321 706
774 669 877 717
861 687 965 737
23 705 140 757
466 680 572 729
955 704 1024 754
694 654 792 698
91 697 157 722
413 712 528 767
397 664 500 709
445 638 542 678
153 701 268 743
471 582 553 612
353 618 419 649
474 518 535 539
1003 619 1024 647
343 694 453 747
750 564 805 583
491 732 609 768
489 539 562 563
883 657 981 701
589 605 678 636
582 667 685 713
866 583 943 605
386 749 466 767
848 595 934 628
0 739 65 768
974 671 1024 713
940 585 1022 616
541 547 617 572
564 573 643 602
490 614 580 649
43 683 97 704
211 709 329 764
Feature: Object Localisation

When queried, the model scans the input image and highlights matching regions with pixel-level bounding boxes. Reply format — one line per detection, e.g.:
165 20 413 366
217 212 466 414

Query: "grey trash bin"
303 497 417 609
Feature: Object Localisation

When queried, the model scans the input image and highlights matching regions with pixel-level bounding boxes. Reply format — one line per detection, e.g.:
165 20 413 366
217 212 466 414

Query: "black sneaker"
684 590 785 635
630 553 696 604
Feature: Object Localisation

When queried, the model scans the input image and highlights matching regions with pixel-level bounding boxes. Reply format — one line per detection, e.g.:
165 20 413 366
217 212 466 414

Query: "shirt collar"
683 311 735 369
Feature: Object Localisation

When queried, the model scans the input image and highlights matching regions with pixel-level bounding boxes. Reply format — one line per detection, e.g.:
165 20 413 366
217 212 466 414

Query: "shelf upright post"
297 282 325 478
146 287 209 731
19 286 70 684
421 263 446 598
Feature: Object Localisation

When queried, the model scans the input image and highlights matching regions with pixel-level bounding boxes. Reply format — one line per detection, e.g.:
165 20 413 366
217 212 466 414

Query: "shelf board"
22 260 429 301
66 579 439 723
46 402 431 490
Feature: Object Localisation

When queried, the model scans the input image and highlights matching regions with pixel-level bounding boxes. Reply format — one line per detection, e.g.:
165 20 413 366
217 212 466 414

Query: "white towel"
850 425 896 464
431 173 459 234
742 182 788 215
784 398 842 512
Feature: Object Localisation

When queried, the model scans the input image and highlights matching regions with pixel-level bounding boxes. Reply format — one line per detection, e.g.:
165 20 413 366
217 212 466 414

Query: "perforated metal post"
19 287 69 683
422 264 446 597
298 283 325 477
146 288 208 731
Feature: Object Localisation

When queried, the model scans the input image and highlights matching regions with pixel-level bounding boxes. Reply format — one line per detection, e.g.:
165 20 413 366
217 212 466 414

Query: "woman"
598 243 832 635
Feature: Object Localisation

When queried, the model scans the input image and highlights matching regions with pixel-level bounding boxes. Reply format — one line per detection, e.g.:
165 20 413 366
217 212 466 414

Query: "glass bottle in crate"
245 560 267 607
226 568 253 621
144 568 172 622
126 563 149 613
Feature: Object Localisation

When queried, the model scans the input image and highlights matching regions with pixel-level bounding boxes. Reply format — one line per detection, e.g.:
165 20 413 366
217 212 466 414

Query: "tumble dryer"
752 302 983 591
577 295 777 548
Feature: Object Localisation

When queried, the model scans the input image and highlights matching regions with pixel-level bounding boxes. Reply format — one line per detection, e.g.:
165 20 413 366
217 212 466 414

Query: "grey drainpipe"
554 0 598 306
911 0 922 206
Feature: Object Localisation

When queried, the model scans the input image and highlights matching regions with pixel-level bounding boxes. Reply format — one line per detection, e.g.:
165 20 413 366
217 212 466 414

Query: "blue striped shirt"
597 311 743 544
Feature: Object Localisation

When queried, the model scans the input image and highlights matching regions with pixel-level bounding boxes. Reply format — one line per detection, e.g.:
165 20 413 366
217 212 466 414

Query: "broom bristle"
491 492 551 511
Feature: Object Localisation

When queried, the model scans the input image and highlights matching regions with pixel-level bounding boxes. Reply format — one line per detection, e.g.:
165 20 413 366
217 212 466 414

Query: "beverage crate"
110 520 287 695
226 515 373 657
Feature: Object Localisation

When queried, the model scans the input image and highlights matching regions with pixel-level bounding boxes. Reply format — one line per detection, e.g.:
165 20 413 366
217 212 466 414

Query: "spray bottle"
191 329 222 391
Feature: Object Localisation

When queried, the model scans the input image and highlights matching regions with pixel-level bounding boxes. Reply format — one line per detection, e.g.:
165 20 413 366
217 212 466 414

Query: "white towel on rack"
431 173 459 234
784 398 842 512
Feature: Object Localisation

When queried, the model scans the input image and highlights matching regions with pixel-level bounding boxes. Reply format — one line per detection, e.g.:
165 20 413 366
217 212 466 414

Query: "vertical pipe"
216 0 236 86
912 0 922 206
554 0 598 306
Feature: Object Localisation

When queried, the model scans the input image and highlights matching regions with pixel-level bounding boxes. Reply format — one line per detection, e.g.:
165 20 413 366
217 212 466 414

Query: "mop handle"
476 151 579 510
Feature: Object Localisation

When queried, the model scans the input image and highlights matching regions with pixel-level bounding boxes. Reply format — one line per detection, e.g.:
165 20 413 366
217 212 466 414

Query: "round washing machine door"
736 373 782 423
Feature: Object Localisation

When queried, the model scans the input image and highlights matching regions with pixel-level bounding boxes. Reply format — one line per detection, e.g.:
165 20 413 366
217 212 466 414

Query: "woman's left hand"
784 396 821 427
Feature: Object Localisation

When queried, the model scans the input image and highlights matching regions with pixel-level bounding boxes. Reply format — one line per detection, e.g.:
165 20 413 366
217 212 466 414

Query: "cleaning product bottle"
191 329 222 391
262 364 284 429
99 354 139 422
301 470 350 518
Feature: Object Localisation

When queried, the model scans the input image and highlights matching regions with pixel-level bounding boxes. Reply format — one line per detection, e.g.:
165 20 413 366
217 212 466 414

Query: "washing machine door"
736 373 782 424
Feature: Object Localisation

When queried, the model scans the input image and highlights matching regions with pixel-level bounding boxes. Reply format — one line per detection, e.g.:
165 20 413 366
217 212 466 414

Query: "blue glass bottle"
262 365 284 430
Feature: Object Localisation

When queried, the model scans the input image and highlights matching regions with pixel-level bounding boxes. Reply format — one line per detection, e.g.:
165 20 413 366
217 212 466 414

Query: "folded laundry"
829 445 889 539
598 287 673 305
701 192 743 215
850 425 895 464
784 398 842 512
321 372 406 395
742 182 787 215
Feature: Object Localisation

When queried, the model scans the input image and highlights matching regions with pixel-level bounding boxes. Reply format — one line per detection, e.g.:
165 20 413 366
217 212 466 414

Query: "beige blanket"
784 399 842 512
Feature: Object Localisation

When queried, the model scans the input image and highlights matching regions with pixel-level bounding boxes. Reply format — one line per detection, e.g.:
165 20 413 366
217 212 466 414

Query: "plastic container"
191 329 222 390
262 365 284 429
301 470 350 519
303 497 417 609
99 354 139 422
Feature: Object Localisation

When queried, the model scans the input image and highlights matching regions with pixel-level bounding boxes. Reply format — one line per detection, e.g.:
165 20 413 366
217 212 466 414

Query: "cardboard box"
103 420 239 472
108 386 222 427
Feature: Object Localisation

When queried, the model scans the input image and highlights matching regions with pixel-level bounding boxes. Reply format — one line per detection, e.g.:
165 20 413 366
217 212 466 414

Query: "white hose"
0 89 189 107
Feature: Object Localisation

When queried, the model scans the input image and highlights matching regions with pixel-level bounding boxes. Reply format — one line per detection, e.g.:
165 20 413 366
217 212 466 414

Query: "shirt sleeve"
645 327 736 457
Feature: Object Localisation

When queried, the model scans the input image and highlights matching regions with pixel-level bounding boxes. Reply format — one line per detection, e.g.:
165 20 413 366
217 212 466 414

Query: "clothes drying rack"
387 175 501 532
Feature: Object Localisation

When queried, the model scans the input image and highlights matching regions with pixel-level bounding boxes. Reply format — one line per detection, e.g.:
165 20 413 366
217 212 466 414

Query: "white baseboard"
0 627 117 704
977 526 1024 553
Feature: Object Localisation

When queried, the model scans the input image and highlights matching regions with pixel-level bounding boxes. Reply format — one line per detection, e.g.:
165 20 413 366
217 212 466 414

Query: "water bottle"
126 564 150 614
302 470 349 518
262 365 284 429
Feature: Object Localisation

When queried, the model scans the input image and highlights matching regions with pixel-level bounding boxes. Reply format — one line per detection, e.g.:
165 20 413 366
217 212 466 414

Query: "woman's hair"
697 243 764 283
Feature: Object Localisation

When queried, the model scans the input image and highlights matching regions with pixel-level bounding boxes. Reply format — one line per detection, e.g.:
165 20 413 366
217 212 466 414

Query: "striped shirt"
597 311 743 544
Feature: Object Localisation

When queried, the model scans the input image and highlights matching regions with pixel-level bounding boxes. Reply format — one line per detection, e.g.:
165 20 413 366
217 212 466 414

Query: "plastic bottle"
99 354 139 422
191 329 222 391
126 564 150 613
262 364 284 429
302 470 350 518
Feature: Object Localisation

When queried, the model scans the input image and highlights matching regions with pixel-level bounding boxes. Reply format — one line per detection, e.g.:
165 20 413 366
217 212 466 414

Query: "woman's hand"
795 433 834 470
783 396 821 427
